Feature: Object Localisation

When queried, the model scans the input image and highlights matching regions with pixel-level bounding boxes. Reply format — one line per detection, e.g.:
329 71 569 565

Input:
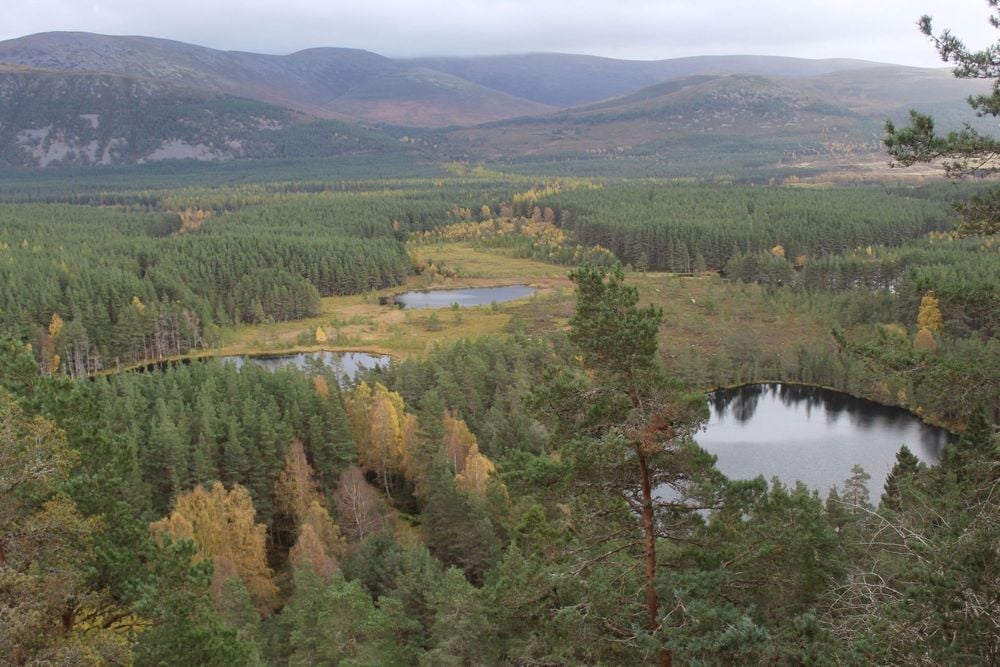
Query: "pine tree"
221 416 249 486
275 567 403 665
884 3 1000 236
548 263 715 667
135 539 257 666
423 568 499 664
146 398 186 512
0 395 129 665
422 462 500 584
880 445 922 512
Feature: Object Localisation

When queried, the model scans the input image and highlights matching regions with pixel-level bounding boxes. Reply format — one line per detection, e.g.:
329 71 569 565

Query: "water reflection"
393 285 535 309
135 351 390 387
699 383 954 496
219 351 390 386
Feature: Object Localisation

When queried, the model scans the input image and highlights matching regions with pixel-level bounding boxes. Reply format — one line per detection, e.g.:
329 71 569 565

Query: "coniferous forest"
2 11 1000 667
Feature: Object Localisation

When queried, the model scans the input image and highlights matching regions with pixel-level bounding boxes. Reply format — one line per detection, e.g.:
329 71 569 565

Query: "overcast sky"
3 0 998 66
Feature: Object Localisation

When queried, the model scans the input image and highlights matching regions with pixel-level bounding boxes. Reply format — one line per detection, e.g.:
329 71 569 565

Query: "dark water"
393 285 535 309
218 351 390 385
698 384 954 497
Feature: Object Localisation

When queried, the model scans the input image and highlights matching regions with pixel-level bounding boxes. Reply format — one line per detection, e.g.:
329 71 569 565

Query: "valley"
1 23 997 667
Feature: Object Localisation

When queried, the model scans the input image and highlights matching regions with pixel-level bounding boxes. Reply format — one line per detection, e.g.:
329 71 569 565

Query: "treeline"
531 182 957 271
0 198 411 373
2 177 602 373
410 216 618 269
718 234 1000 426
92 360 356 523
0 156 442 202
726 236 1000 338
362 335 554 459
0 172 532 214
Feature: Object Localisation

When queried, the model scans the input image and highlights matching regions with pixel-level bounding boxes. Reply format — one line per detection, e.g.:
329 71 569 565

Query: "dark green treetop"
885 1 1000 236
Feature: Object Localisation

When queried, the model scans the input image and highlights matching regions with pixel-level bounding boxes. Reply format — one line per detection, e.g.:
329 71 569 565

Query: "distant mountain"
789 65 998 126
0 65 410 167
439 74 880 164
436 68 992 170
0 32 554 127
409 53 886 107
0 31 993 170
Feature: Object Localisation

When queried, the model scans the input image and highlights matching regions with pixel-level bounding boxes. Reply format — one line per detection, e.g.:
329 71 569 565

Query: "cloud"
1 0 997 66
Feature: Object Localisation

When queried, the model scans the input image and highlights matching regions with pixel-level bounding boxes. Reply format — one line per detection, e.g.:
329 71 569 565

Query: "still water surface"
698 384 953 496
394 285 535 309
218 351 390 385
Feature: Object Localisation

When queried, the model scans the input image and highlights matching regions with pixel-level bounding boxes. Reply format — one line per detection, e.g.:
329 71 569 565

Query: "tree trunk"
637 448 671 667
61 607 74 635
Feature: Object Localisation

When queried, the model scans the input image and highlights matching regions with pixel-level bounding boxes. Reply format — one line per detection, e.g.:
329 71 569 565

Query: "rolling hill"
409 53 886 107
0 32 554 127
0 64 411 167
0 31 993 171
433 67 993 173
437 74 879 166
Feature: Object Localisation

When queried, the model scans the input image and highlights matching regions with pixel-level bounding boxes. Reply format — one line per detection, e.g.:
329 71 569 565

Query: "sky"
2 0 998 66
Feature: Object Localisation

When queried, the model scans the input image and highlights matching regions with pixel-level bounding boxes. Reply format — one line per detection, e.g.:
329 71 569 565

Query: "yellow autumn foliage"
880 323 908 339
917 291 944 333
455 442 496 500
274 439 322 524
345 382 413 493
177 207 213 233
289 523 338 580
150 482 278 615
442 410 477 475
48 312 64 338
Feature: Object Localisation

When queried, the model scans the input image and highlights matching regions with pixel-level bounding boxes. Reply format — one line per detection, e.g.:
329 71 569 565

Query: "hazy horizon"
3 1 997 68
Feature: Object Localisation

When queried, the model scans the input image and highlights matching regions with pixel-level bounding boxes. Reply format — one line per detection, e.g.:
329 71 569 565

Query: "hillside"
0 31 993 171
0 32 553 127
439 74 881 165
0 65 410 167
793 65 1000 130
410 53 885 107
436 67 993 172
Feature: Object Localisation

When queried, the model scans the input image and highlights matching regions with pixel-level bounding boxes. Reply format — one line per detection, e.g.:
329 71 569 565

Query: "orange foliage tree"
150 482 278 615
274 439 345 578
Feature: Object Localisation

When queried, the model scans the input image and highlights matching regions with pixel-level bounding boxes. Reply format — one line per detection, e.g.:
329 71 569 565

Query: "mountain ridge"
0 32 554 126
0 31 991 170
409 53 892 107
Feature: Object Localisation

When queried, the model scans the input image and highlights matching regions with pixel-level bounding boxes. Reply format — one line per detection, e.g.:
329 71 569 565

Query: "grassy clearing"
205 244 831 375
410 242 570 280
633 274 833 388
208 243 571 359
636 273 824 352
